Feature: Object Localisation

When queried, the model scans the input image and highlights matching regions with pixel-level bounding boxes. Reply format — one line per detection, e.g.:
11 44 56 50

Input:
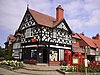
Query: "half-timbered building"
12 5 72 65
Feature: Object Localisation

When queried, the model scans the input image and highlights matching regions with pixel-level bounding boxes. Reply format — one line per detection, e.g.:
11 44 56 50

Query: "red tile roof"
72 33 81 39
92 33 100 40
6 34 16 43
77 34 96 48
29 9 56 27
92 39 100 48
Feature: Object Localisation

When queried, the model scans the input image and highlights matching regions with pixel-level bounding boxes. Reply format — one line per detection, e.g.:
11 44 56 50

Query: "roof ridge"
29 9 55 20
28 8 57 27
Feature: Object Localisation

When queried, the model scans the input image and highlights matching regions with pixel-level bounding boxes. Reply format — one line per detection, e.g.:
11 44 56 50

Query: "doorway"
43 49 47 63
22 49 31 60
37 48 48 63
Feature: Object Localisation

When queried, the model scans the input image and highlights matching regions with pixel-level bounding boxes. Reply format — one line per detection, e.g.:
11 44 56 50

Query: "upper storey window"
25 28 32 38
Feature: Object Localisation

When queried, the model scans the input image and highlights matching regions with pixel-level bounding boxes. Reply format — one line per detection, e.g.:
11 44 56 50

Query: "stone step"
36 63 48 66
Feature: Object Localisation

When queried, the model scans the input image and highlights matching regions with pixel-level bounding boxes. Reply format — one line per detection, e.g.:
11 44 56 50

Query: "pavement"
0 64 64 75
23 63 61 71
0 68 29 75
1 64 100 75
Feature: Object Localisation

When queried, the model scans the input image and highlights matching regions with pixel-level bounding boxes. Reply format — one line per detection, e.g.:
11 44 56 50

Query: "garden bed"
60 64 100 73
0 60 23 70
57 69 100 75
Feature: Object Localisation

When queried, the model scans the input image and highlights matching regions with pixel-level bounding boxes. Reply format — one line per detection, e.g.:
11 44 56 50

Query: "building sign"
85 59 88 67
73 58 78 64
50 45 71 49
31 38 37 42
49 50 58 61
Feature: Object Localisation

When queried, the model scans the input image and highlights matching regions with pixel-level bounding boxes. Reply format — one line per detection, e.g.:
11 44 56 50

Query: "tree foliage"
0 48 13 60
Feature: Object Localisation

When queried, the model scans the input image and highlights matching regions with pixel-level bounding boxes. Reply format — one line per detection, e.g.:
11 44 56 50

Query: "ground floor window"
49 49 58 61
95 56 100 62
59 49 64 61
31 49 37 60
12 49 22 59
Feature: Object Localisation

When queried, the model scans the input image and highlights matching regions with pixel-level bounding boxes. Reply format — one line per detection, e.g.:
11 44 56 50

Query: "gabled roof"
18 7 72 34
28 8 72 33
77 34 96 48
54 19 72 34
28 9 56 27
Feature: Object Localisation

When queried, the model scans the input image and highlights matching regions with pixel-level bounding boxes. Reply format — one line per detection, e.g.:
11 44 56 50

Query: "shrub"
66 67 72 72
60 65 75 72
78 64 85 72
87 65 100 72
60 64 100 72
60 61 66 66
0 49 5 57
0 48 13 60
87 66 94 72
78 64 100 72
4 50 13 60
0 60 23 69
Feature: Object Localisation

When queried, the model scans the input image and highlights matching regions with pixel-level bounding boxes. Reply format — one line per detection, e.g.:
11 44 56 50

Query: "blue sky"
0 0 100 48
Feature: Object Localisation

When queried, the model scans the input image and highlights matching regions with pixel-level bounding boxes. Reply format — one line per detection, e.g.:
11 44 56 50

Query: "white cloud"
86 10 100 27
63 0 100 32
28 0 53 16
63 0 84 18
67 19 83 30
0 0 53 47
0 0 27 34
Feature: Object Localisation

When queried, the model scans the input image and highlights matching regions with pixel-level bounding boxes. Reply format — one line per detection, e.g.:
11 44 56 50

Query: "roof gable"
54 19 72 34
57 21 68 31
18 8 72 34
18 10 36 31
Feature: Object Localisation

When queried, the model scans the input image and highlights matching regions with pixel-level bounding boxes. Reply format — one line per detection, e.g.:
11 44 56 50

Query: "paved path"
0 68 64 75
23 64 61 71
0 68 29 75
14 68 63 75
0 64 63 75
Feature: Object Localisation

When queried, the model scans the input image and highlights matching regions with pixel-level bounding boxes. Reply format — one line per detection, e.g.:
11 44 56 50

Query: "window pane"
49 50 58 61
59 49 64 61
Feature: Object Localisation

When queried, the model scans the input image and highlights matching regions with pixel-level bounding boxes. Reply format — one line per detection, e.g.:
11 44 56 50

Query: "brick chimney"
56 5 64 21
92 33 100 40
80 32 84 36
